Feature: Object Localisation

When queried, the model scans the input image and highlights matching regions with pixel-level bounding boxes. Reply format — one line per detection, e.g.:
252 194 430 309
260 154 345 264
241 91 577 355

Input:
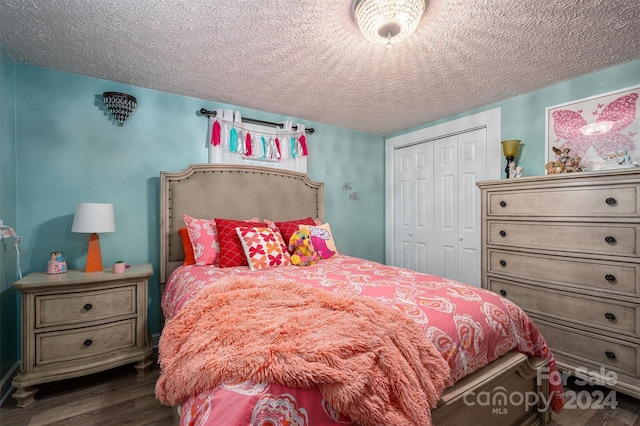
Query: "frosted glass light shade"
355 0 426 44
72 203 116 233
501 140 521 158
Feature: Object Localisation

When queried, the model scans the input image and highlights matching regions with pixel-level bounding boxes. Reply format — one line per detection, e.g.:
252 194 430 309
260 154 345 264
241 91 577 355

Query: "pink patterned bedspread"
161 254 563 425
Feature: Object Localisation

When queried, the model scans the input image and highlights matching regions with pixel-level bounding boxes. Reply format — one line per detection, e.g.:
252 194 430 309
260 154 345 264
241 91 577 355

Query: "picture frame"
545 85 640 171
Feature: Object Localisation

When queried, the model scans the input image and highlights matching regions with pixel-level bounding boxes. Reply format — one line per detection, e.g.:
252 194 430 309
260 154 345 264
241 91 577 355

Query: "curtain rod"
200 108 315 134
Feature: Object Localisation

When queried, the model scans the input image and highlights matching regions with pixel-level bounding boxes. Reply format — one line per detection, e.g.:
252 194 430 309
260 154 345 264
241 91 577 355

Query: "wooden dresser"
477 169 640 400
11 264 154 407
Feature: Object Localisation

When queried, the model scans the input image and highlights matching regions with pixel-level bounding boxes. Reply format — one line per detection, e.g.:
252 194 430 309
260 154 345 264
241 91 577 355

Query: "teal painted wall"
0 44 19 378
390 60 640 177
12 64 385 341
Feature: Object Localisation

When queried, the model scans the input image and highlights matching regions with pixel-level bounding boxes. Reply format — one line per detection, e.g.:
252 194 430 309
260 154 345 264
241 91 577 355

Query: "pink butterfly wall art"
546 86 639 171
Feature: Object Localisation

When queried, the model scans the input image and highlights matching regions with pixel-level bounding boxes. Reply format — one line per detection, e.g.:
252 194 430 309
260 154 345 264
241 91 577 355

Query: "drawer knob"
605 351 616 360
605 274 616 282
604 236 616 245
499 200 507 207
499 230 507 237
499 260 507 267
605 197 617 206
499 289 507 296
604 312 616 321
83 339 93 346
83 303 93 310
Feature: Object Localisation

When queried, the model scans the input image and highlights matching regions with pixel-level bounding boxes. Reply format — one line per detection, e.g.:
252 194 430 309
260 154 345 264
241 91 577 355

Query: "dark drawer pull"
605 351 616 360
604 312 616 321
83 339 93 346
499 260 506 267
83 303 93 310
605 274 616 282
499 230 506 237
499 289 507 296
605 197 617 206
499 200 507 207
604 236 616 244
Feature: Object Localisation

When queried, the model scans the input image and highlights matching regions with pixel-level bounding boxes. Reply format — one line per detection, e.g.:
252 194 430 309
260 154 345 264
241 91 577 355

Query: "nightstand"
11 263 154 407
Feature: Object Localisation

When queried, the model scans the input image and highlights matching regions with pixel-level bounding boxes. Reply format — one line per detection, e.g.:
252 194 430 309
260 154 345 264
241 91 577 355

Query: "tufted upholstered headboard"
159 164 324 283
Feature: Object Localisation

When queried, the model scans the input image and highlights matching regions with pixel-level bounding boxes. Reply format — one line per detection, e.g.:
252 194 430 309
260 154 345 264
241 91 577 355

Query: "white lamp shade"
71 203 116 233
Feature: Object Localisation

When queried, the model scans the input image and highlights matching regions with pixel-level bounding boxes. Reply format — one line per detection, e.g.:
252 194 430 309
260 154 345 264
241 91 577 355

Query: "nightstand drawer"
487 185 639 217
36 319 136 365
489 278 640 338
488 221 640 257
487 249 640 296
36 286 136 328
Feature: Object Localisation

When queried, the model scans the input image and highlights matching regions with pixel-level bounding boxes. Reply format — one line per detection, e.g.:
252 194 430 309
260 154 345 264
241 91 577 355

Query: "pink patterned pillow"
236 227 291 270
184 214 220 266
299 222 338 259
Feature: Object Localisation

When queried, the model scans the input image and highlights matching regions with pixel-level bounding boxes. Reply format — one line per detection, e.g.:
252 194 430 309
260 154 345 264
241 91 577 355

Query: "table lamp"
501 140 521 178
72 202 116 272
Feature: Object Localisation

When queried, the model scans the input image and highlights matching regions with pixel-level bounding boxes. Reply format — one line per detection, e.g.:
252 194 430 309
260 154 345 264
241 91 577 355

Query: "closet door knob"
605 197 617 206
605 236 616 245
499 260 506 267
605 274 616 282
499 289 507 296
604 312 616 321
499 201 507 207
83 303 93 310
605 351 616 360
83 339 93 346
499 230 507 237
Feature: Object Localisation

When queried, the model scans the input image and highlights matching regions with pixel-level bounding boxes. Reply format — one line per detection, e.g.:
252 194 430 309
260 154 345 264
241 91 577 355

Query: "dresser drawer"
36 286 137 328
487 185 639 218
535 320 639 378
488 250 640 296
488 221 640 257
36 319 136 365
489 278 640 338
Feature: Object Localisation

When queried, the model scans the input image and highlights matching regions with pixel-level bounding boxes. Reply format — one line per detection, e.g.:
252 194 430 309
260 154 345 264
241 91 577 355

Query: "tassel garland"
207 111 309 162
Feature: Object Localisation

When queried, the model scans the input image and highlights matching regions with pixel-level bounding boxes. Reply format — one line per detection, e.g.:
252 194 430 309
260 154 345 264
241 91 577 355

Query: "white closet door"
432 135 458 279
456 128 487 287
393 143 434 273
394 128 487 286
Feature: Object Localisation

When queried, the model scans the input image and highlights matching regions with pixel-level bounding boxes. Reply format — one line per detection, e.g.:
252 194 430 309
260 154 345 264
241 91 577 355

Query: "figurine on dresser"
545 146 582 174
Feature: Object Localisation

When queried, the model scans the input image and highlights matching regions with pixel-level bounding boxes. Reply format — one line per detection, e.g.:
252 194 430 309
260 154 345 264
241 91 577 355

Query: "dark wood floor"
1 359 639 425
0 361 173 426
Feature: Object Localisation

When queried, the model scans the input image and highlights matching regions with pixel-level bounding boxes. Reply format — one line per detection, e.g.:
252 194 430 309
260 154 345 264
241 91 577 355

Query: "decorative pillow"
236 226 291 270
216 218 268 267
299 222 338 259
178 227 196 266
184 214 220 266
273 217 317 250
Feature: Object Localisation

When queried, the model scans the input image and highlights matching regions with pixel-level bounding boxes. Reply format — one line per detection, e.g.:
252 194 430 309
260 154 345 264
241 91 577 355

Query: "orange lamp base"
85 233 104 272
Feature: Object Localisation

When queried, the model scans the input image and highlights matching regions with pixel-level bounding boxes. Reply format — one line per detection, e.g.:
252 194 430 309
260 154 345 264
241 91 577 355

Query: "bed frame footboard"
169 352 550 425
433 351 551 426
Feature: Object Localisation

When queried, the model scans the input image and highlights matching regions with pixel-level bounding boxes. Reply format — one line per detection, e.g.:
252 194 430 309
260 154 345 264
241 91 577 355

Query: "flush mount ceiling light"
354 0 426 45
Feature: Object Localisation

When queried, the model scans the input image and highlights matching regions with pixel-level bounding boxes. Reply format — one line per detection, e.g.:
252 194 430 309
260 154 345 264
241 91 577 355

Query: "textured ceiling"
1 0 639 135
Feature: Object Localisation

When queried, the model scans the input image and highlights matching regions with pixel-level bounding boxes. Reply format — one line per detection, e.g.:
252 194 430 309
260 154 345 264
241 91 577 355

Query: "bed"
156 164 563 426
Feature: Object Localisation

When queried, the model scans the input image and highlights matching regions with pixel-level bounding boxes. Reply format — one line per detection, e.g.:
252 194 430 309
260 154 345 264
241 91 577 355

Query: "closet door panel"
434 135 458 279
457 128 486 287
393 143 434 273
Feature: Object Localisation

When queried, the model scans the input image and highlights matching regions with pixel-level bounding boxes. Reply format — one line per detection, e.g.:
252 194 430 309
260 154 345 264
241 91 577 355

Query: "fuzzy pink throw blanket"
155 276 450 426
